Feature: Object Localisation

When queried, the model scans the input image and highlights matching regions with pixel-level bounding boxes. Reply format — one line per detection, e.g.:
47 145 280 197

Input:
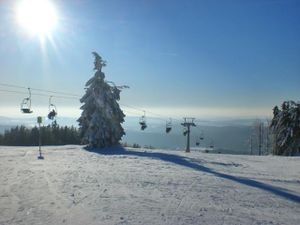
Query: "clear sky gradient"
0 0 299 119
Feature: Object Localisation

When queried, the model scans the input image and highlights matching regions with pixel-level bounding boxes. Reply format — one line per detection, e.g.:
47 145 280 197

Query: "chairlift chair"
139 111 147 130
47 96 57 120
20 88 33 114
196 133 203 146
166 118 172 133
166 126 172 133
200 132 204 140
183 128 188 136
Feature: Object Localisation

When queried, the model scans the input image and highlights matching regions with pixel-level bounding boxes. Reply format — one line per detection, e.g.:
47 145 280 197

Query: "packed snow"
0 145 299 225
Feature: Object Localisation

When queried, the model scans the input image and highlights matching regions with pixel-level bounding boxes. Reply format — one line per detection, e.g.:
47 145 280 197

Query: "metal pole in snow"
258 123 262 156
37 116 44 160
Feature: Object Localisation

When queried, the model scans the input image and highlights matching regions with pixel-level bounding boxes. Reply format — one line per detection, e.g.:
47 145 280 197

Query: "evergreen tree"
78 52 125 148
270 101 300 155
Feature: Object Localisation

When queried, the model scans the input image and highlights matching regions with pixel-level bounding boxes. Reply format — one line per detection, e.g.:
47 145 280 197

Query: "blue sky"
0 0 299 119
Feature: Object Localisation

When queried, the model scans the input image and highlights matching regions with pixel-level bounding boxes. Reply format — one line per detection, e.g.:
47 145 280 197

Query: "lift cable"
0 82 80 97
0 89 79 100
0 82 188 124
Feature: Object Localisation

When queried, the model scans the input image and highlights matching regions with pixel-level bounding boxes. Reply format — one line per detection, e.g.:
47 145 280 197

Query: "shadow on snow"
86 146 300 204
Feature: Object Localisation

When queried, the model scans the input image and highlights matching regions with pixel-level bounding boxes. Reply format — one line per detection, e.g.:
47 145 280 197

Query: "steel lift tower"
181 117 196 153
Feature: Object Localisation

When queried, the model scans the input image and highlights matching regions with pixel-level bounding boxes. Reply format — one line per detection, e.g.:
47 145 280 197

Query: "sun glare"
16 0 58 37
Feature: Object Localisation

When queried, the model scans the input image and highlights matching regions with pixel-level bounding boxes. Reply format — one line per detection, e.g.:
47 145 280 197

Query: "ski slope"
0 145 299 225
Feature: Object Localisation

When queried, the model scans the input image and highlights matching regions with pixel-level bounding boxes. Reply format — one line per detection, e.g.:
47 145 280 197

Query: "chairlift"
200 131 204 140
47 96 57 120
196 132 204 146
183 127 188 136
166 118 172 133
20 88 33 114
139 111 147 130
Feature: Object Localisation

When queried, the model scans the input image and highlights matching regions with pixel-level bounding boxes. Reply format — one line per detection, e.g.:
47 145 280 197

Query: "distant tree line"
122 142 155 149
0 122 81 146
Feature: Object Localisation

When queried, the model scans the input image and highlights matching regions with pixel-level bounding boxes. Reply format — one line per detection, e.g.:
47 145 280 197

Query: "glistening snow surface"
0 145 299 225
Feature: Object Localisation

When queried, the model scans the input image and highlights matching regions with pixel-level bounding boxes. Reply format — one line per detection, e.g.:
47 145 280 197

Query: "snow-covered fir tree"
78 52 125 148
270 100 300 155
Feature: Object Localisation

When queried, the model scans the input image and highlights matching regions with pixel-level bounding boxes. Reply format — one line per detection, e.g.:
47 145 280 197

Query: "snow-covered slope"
0 145 299 225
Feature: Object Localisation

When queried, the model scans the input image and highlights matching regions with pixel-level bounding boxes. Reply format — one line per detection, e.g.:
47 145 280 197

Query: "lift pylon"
181 117 196 152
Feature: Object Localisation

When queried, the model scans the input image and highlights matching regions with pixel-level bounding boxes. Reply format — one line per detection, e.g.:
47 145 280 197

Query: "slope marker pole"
37 116 44 160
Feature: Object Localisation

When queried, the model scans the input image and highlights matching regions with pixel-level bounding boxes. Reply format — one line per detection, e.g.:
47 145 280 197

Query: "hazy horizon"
0 115 256 152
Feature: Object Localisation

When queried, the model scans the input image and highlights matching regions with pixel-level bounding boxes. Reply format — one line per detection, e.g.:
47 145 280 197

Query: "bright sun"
16 0 58 37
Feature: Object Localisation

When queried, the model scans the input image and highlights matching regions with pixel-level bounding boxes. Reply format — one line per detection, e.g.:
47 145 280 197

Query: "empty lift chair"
20 88 33 114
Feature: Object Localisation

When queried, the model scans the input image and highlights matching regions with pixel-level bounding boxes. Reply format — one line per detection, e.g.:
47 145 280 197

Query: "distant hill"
122 117 255 154
122 126 252 154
